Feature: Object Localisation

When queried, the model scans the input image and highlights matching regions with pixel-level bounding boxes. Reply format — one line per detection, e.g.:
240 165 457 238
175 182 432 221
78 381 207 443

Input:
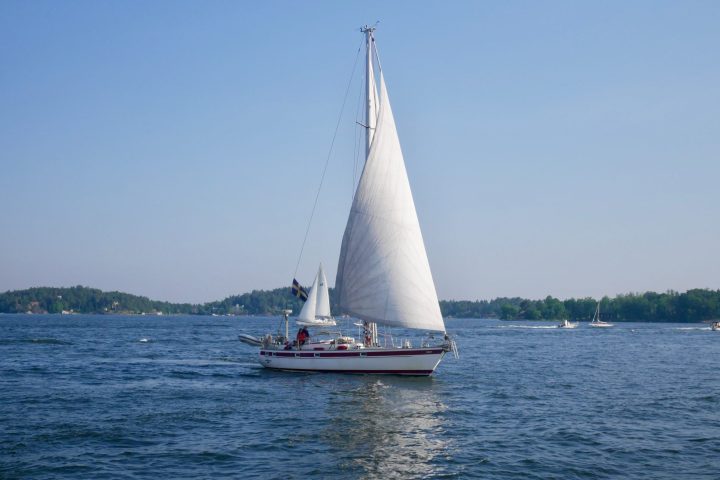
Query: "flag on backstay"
291 279 308 302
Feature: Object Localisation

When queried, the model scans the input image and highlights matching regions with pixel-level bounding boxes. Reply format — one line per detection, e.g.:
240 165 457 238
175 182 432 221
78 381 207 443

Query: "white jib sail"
335 70 445 332
297 270 318 322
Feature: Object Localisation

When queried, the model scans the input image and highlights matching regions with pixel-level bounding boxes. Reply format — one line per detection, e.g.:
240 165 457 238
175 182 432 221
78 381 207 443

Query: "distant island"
1 286 718 323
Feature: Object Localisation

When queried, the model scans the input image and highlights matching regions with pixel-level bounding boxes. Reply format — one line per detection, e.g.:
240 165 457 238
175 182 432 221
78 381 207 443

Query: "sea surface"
1 314 719 479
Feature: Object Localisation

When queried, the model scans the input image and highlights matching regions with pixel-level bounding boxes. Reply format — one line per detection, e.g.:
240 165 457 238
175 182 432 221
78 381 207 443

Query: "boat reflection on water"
320 377 453 478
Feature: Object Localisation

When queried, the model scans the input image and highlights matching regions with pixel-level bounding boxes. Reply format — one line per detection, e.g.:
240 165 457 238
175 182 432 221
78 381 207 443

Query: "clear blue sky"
1 1 718 303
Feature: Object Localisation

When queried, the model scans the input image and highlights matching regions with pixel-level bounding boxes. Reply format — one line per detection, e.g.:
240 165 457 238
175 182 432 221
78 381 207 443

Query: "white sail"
297 271 318 322
315 263 331 319
335 69 445 332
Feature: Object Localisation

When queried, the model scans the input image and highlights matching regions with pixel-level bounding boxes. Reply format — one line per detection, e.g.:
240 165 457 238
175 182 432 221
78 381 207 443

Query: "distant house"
27 301 46 314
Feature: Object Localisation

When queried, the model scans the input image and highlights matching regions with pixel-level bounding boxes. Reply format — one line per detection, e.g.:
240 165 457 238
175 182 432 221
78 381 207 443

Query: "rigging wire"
293 38 364 280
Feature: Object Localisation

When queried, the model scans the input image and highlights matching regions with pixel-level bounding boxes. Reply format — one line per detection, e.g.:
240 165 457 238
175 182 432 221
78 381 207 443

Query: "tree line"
439 289 720 322
0 286 195 315
1 286 719 323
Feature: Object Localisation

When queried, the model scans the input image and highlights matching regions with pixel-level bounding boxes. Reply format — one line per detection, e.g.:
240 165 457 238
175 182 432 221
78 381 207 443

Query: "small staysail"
297 271 319 322
335 65 445 332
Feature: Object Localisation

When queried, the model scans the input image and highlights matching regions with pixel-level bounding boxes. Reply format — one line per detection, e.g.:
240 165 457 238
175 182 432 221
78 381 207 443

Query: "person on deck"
296 327 309 347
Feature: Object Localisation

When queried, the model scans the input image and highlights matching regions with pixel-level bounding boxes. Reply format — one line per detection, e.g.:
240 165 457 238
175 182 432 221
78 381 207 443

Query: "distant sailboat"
295 264 336 327
249 26 457 375
589 302 613 328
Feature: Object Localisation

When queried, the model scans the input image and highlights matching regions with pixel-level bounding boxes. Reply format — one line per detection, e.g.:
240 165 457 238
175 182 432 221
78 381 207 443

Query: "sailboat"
254 26 457 375
295 264 336 327
589 302 613 328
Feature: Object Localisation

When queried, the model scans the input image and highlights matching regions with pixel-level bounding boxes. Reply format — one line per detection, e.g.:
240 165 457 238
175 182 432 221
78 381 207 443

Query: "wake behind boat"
243 26 457 375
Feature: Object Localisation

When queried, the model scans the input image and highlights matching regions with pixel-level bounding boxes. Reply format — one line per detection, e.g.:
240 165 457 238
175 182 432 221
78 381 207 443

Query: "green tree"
500 303 520 320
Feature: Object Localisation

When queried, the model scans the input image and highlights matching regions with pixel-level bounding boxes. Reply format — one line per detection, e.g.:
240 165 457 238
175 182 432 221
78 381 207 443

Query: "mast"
361 24 378 347
362 24 376 157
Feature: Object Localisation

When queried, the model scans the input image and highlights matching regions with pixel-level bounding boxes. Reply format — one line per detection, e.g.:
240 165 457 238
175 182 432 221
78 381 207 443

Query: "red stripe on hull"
263 366 435 376
260 348 443 358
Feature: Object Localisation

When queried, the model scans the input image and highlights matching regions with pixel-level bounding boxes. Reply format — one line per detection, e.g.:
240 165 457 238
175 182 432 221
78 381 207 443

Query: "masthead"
360 23 378 34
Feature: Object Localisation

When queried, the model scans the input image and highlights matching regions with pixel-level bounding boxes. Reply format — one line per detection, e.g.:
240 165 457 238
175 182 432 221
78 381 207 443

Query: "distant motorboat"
589 303 614 328
711 321 720 331
557 319 578 329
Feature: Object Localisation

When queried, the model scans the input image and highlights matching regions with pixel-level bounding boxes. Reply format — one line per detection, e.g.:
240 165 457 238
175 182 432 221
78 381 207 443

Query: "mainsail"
335 47 445 332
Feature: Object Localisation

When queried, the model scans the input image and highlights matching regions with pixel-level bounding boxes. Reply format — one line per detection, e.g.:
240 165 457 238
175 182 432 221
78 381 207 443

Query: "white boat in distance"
589 302 613 328
711 321 720 331
295 264 336 327
557 319 578 329
253 26 457 375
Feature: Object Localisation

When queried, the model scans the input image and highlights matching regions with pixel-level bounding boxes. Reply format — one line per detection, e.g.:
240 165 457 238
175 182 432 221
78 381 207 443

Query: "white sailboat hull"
258 347 446 376
589 322 614 328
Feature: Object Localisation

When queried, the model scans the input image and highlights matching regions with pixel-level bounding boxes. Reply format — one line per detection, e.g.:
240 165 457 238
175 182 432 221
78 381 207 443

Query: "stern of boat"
442 334 459 359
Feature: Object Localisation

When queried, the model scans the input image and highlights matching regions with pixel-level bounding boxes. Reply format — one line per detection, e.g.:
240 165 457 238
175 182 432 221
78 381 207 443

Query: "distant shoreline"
2 311 715 326
2 286 719 323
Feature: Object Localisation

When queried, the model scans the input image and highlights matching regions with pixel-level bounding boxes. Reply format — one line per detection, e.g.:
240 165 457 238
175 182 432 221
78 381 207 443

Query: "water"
1 315 719 479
